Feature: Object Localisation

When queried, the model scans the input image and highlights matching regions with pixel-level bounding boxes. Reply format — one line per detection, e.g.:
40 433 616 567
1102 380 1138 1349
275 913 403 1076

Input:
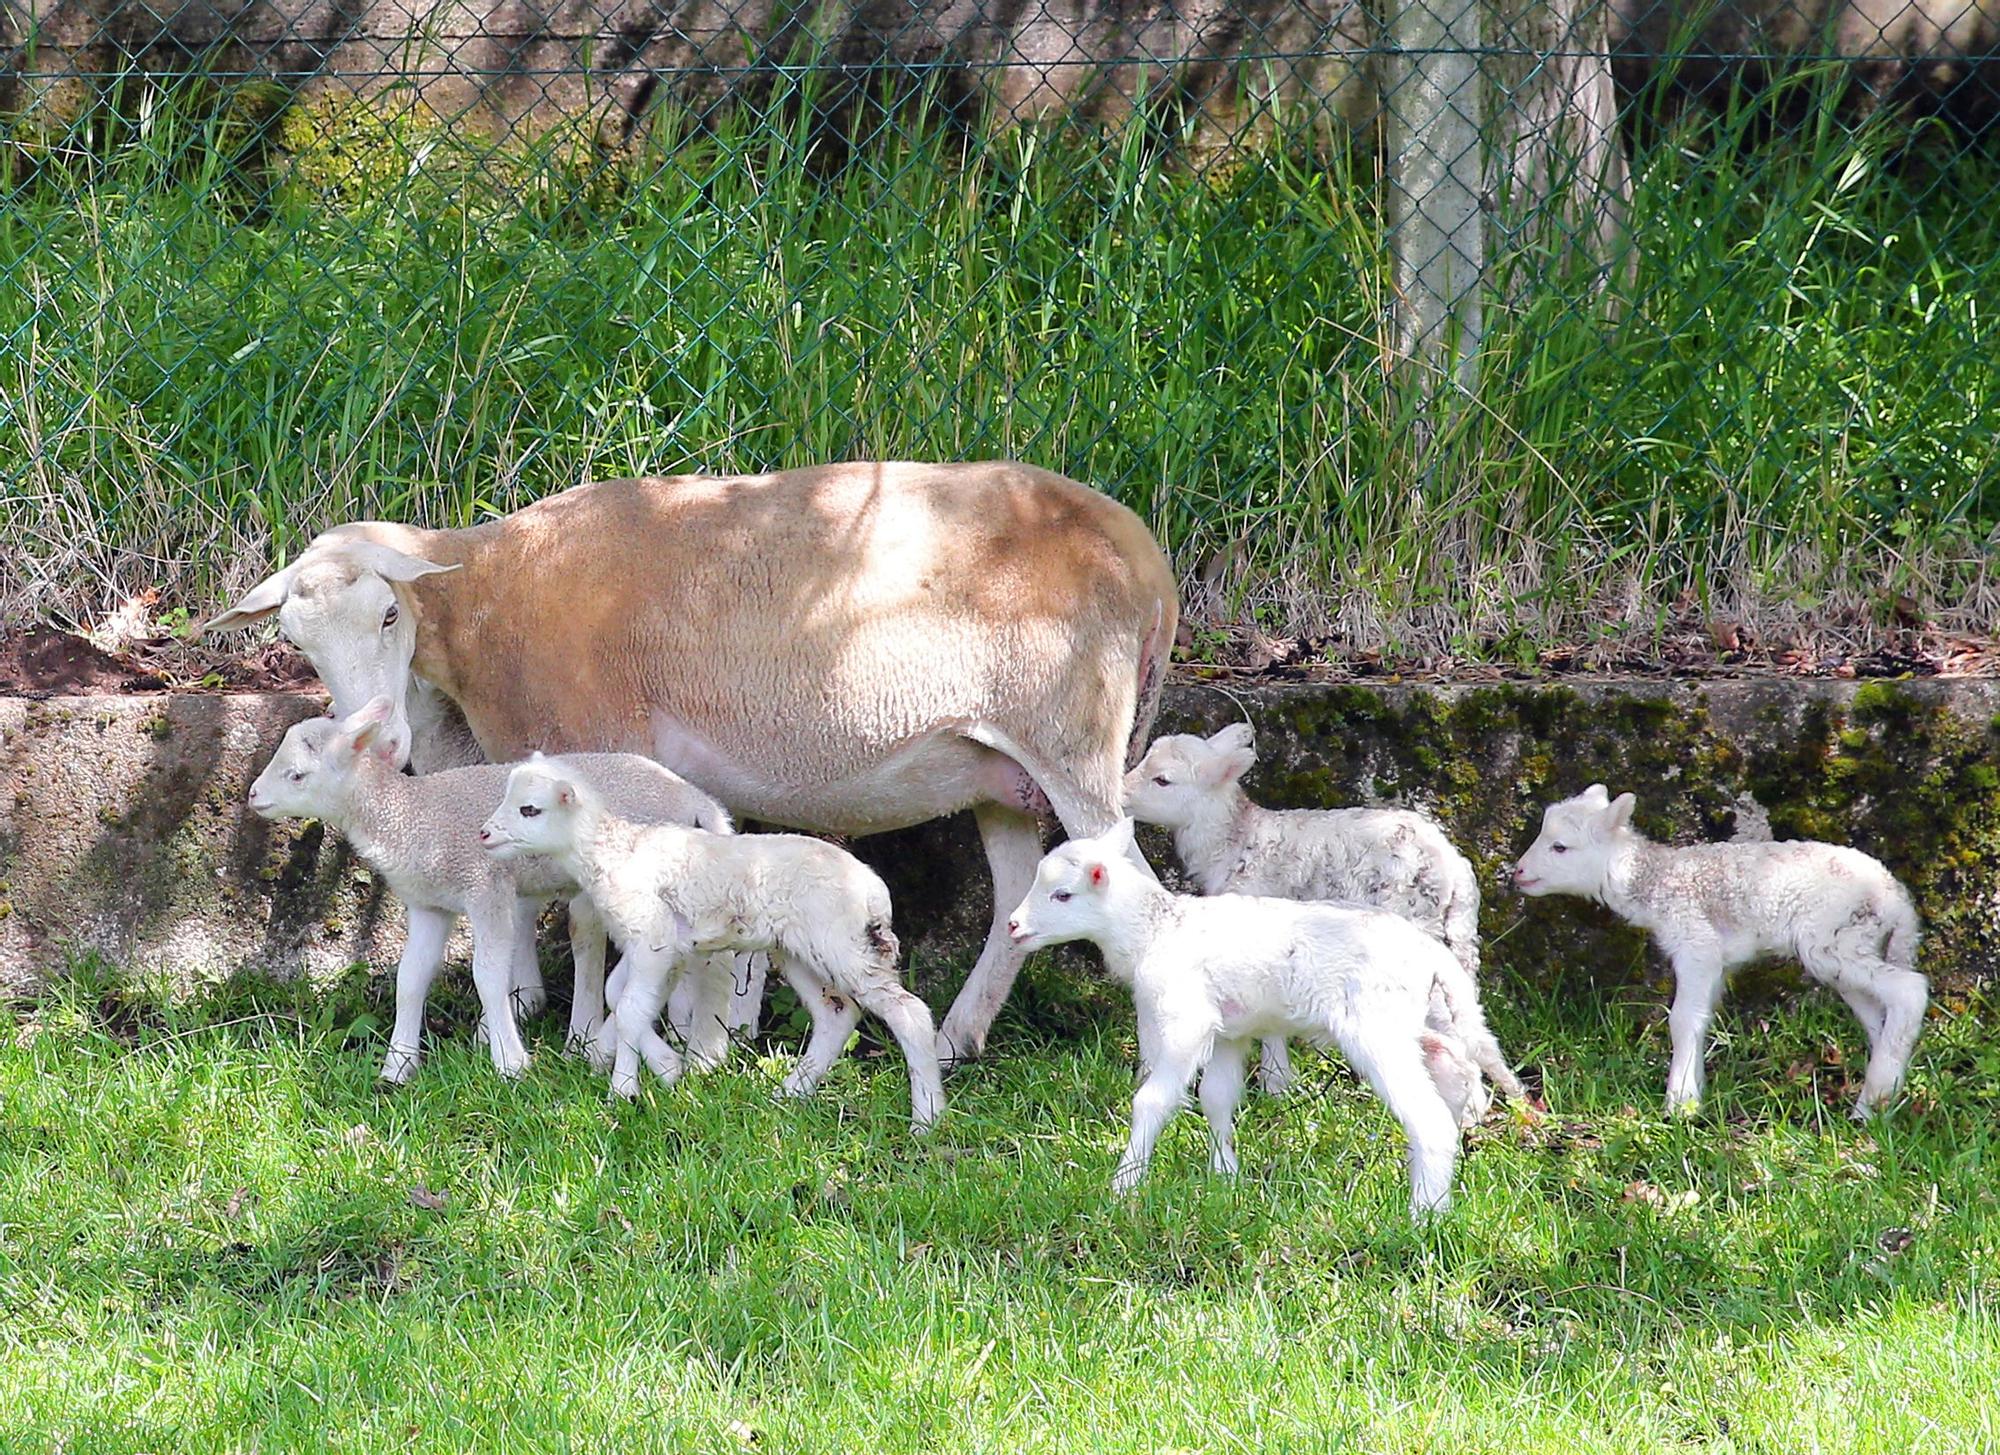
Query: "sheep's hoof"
1851 1094 1895 1122
933 1029 983 1071
1110 1165 1146 1197
509 986 548 1019
609 1074 641 1101
492 1051 531 1081
1664 1093 1702 1119
378 1048 421 1086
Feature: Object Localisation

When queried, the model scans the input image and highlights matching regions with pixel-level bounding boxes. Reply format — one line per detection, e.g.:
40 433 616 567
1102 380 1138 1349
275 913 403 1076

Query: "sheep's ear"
1606 792 1637 830
345 542 461 585
1581 783 1610 804
203 562 300 632
1103 817 1138 855
1210 721 1256 756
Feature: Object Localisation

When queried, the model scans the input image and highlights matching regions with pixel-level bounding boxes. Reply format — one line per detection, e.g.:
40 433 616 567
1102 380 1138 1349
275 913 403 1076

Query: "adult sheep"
207 460 1179 1065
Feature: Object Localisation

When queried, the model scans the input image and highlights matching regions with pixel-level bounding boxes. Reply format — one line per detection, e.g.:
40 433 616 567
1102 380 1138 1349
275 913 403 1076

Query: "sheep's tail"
1882 886 1922 970
1441 860 1482 978
1124 597 1172 771
1431 959 1526 1104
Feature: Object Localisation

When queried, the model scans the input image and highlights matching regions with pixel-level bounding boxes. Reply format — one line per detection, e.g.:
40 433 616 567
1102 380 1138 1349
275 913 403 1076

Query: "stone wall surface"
2 678 1996 1012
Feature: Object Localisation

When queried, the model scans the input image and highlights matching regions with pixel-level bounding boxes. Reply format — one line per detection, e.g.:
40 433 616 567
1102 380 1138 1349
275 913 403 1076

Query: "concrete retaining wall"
3 679 1996 1006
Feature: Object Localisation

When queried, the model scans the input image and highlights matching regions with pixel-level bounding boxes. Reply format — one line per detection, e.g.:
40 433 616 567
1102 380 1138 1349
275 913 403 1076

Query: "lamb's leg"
1114 1035 1208 1195
1199 1039 1250 1176
382 905 455 1084
1853 968 1928 1117
565 896 610 1059
607 944 684 1100
1346 1032 1461 1219
855 980 946 1133
508 896 548 1018
666 951 736 1071
1257 1038 1294 1097
1663 948 1726 1116
469 897 535 1079
776 953 865 1100
936 802 1043 1066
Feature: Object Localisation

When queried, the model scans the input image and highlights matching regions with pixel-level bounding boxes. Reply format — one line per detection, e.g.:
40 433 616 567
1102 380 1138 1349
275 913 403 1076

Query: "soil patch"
0 628 321 698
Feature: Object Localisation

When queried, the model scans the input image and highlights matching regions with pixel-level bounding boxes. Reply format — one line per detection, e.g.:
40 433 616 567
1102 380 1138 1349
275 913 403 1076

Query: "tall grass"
3 74 1997 653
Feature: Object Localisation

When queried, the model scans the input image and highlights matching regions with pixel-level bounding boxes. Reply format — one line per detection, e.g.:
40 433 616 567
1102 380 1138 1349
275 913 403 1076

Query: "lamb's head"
1122 722 1256 827
481 754 590 861
1512 784 1636 898
206 529 458 770
247 696 405 820
1006 818 1142 950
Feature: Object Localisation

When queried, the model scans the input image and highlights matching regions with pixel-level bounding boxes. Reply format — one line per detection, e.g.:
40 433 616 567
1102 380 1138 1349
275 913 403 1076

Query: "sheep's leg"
607 943 684 1100
508 896 548 1018
1345 1032 1461 1219
666 951 736 1071
1199 1039 1250 1176
1852 968 1928 1117
1257 1037 1294 1097
382 905 455 1084
1663 949 1726 1116
854 980 946 1134
1114 1049 1204 1195
469 897 535 1079
565 896 610 1059
776 954 865 1100
728 953 769 1035
936 802 1043 1066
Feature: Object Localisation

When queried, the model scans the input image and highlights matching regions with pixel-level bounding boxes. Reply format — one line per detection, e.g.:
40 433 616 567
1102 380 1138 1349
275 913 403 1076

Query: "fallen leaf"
224 1186 250 1221
409 1185 448 1211
1878 1227 1916 1254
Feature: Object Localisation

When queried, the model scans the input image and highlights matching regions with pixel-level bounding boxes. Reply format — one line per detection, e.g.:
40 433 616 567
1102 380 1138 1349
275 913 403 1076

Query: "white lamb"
1006 820 1521 1218
1125 722 1495 1098
248 699 739 1083
1513 784 1927 1118
481 756 944 1132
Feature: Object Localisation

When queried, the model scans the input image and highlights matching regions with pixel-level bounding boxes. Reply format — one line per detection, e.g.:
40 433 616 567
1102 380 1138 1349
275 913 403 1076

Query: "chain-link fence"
3 0 1997 655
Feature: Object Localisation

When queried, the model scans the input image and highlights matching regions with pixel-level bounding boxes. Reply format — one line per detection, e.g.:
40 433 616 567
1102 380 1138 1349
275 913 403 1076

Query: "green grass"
3 77 1999 653
2 959 1996 1452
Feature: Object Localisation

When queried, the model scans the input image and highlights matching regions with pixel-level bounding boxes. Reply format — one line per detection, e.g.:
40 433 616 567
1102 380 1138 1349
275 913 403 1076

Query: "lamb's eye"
1550 843 1568 854
1052 890 1072 903
1152 775 1172 787
287 770 306 783
381 603 399 630
518 804 541 818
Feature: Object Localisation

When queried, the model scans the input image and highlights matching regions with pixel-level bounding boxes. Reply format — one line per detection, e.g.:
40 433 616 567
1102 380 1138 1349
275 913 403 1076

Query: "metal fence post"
1387 0 1485 414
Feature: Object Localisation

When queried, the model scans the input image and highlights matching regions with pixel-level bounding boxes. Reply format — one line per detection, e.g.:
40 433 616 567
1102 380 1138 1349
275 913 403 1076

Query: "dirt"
4 613 1995 700
0 627 322 698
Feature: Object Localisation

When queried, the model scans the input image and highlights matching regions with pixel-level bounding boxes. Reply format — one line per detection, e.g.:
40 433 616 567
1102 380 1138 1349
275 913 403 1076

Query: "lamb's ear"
1581 783 1610 804
1206 737 1257 787
551 777 578 808
1606 792 1637 830
1209 721 1256 756
1102 817 1138 855
1087 862 1109 889
344 697 399 758
203 561 301 632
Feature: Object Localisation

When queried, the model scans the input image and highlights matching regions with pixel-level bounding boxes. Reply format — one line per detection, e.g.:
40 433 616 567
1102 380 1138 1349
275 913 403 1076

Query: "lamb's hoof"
1664 1093 1701 1119
378 1048 421 1086
1110 1166 1146 1197
934 1030 983 1073
609 1073 641 1101
1851 1093 1896 1122
510 986 548 1019
492 1050 531 1081
1258 1068 1293 1098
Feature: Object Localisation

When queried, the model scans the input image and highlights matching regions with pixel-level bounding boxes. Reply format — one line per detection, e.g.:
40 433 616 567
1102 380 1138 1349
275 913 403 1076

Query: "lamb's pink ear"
552 778 577 807
1210 721 1255 755
1606 792 1637 830
1581 783 1610 804
1207 738 1256 787
341 695 398 757
1103 817 1138 855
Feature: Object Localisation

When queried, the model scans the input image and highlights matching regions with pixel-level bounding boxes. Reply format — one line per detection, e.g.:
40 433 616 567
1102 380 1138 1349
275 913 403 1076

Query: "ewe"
207 460 1180 1069
1125 723 1502 1099
1006 821 1520 1218
482 756 944 1132
1513 784 1927 1117
249 699 736 1082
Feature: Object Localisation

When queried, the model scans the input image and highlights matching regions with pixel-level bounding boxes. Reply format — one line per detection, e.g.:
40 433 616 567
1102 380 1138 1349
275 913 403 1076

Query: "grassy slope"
3 85 1998 649
1 962 1995 1453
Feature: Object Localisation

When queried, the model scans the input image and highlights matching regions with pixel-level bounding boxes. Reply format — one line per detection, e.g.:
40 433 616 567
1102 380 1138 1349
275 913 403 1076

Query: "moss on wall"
1157 678 2000 1003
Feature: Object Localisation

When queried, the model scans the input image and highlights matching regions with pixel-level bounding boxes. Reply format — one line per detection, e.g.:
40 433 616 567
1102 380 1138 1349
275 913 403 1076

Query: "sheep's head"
206 531 459 771
247 696 404 820
481 754 584 861
1006 818 1140 950
1122 722 1256 827
1512 784 1636 898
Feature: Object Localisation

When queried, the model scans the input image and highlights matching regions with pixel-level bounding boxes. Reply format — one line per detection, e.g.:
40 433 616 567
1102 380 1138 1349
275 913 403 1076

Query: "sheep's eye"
518 803 541 818
287 770 306 783
1550 843 1568 854
1052 890 1072 903
381 603 399 630
1152 775 1172 787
